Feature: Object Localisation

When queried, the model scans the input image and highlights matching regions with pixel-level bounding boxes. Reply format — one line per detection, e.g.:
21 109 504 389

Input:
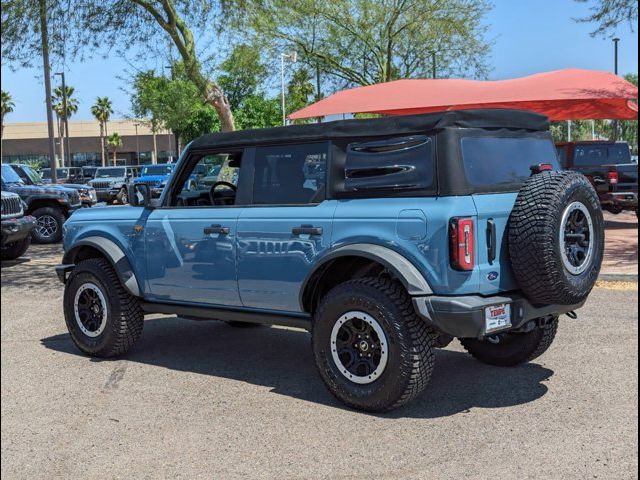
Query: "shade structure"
289 69 638 121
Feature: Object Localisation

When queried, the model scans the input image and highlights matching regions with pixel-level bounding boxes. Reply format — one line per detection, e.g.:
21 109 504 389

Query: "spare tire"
508 171 604 305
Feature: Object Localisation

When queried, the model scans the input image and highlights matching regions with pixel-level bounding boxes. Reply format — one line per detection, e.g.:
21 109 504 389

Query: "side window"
556 146 568 168
252 143 328 205
171 152 242 207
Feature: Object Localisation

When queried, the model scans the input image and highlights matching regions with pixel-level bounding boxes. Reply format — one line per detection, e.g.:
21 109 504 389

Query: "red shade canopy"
289 69 638 121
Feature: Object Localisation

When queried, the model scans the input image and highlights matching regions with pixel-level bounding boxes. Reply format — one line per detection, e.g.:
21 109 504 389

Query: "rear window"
573 145 608 166
461 137 559 187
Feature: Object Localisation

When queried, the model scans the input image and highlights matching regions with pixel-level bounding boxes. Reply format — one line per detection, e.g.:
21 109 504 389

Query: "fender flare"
300 243 433 311
62 236 141 297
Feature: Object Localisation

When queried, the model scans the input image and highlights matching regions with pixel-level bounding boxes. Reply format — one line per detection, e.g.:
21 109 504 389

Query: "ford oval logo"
487 271 499 281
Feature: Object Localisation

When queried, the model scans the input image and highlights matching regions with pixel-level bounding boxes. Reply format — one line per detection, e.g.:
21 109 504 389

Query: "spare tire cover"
508 171 604 305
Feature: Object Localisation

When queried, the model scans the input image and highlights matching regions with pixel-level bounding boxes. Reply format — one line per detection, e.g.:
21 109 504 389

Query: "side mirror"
127 183 152 207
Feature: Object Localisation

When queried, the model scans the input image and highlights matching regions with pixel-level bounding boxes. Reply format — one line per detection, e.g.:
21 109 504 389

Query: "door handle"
204 224 230 235
292 225 323 236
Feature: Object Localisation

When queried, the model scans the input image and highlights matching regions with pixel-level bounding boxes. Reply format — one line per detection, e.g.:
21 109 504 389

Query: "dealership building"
1 119 176 167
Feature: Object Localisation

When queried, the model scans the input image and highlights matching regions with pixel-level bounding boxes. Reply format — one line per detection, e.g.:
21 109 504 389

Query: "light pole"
54 71 71 167
431 51 437 79
281 51 297 126
612 38 620 141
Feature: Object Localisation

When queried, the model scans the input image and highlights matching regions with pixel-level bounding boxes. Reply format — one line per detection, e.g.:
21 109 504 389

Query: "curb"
598 273 638 282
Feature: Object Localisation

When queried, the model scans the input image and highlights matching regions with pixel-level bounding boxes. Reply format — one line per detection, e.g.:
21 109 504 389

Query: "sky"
1 0 638 123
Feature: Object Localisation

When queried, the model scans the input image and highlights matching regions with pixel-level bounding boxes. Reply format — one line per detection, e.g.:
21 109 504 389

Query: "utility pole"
55 71 71 167
39 0 57 183
612 38 620 141
432 52 437 79
134 122 140 165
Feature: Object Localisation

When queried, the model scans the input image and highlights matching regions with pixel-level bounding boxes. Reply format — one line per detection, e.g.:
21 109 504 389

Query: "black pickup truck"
556 141 638 217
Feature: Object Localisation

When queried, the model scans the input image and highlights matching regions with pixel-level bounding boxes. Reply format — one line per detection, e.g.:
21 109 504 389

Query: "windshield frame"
94 167 126 178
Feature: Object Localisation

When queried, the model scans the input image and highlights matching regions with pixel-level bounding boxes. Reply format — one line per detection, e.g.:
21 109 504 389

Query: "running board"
140 301 312 330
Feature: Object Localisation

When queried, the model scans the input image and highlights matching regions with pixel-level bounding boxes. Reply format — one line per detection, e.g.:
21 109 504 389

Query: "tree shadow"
41 316 554 419
1 244 62 292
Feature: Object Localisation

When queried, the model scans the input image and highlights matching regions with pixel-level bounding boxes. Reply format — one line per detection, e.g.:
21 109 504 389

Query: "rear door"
460 135 561 295
236 142 335 313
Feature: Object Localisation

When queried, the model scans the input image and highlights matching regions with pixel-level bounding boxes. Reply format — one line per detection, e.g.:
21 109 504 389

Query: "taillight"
530 163 554 174
608 170 619 185
450 217 475 271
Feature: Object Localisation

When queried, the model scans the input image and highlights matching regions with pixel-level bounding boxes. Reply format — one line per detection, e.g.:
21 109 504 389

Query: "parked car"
57 110 604 412
1 191 35 260
9 164 97 207
556 141 638 216
87 166 140 204
132 163 176 199
41 167 85 184
81 166 99 182
1 164 81 243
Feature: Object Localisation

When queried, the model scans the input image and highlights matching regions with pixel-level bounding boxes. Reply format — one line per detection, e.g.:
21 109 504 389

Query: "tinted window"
1 165 24 184
461 137 559 187
142 164 175 176
573 145 608 166
41 168 51 179
344 136 433 192
253 143 327 205
608 144 631 163
95 168 125 177
556 146 568 168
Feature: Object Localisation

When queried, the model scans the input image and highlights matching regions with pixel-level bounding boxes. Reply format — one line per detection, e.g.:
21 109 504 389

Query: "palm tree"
90 97 113 167
1 90 15 138
52 85 79 166
1 90 14 158
106 132 123 166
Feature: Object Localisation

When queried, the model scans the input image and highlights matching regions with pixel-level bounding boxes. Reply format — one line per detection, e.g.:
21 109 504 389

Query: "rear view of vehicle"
557 141 638 216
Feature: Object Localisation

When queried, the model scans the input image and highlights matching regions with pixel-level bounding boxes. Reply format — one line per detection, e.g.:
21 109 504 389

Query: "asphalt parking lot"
1 244 638 479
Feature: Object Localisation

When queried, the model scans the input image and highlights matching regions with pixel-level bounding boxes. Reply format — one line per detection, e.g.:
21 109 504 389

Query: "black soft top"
190 109 549 150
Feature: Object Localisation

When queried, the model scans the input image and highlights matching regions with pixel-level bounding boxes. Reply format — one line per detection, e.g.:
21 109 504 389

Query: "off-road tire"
64 258 143 357
1 236 31 260
460 317 559 367
508 171 604 305
31 206 65 243
312 277 436 412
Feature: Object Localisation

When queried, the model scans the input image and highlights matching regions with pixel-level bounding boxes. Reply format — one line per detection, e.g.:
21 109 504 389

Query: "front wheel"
1 236 31 260
312 278 436 412
459 317 559 367
31 207 65 243
63 258 143 357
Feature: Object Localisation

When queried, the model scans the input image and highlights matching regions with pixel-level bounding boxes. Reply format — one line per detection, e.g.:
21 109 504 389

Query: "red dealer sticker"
485 303 512 334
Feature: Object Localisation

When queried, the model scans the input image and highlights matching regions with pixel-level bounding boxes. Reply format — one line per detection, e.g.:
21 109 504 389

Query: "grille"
92 181 112 189
138 179 161 187
1 195 23 218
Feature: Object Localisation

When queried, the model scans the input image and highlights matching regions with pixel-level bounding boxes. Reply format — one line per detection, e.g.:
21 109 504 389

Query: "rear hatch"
459 135 561 295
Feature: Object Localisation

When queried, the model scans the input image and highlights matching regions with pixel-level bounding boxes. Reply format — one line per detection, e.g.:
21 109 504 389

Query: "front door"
236 142 334 312
144 151 244 306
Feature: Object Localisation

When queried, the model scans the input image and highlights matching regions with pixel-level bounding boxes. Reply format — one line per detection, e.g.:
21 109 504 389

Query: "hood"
134 175 170 184
90 177 126 184
67 204 146 223
4 183 74 198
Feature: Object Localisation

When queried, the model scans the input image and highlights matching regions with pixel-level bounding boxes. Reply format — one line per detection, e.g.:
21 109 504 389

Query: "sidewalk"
601 210 638 280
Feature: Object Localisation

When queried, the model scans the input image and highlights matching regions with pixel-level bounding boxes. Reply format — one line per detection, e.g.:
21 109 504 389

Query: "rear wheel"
312 278 436 412
460 317 559 367
31 207 65 243
1 236 31 260
63 258 143 357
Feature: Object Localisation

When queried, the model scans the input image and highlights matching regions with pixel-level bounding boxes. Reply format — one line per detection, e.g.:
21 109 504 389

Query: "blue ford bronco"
57 110 604 412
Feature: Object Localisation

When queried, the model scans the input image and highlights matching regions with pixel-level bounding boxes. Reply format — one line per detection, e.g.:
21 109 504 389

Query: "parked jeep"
88 166 140 204
57 110 604 412
1 164 81 243
9 164 97 208
41 167 86 184
1 191 35 260
132 163 176 199
556 141 638 216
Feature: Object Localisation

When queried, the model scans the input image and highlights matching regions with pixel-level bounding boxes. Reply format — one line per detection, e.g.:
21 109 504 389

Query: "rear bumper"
599 191 638 209
1 215 36 246
413 292 585 339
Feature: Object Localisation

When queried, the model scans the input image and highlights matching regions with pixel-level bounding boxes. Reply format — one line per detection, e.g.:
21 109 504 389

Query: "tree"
2 0 236 131
576 0 638 36
90 97 114 167
233 0 491 88
52 85 79 166
217 44 269 110
286 67 315 119
1 90 15 140
106 132 123 165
